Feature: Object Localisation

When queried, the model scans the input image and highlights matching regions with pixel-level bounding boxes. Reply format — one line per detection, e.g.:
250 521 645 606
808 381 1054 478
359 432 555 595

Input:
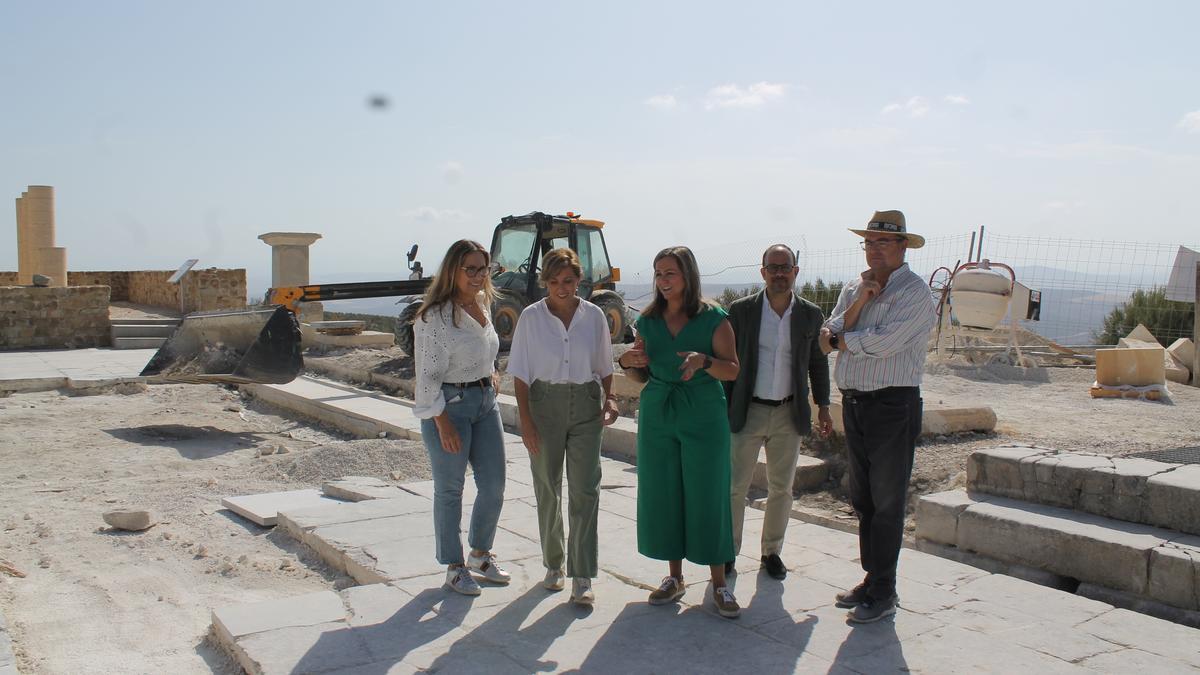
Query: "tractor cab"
488 211 629 346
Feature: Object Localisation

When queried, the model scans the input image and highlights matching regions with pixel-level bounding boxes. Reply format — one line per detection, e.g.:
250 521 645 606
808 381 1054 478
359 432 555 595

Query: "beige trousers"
730 401 801 557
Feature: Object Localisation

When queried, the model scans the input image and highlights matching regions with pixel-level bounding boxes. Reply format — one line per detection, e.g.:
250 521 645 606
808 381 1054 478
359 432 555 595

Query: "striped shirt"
824 263 936 391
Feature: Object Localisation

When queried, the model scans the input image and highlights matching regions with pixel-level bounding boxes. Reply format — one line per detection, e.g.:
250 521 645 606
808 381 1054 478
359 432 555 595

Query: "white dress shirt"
413 297 499 419
753 295 795 400
823 263 937 391
507 298 615 386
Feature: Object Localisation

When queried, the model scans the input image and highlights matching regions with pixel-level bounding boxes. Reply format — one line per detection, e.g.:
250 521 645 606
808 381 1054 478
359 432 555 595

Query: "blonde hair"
642 245 712 319
539 248 583 285
417 239 495 326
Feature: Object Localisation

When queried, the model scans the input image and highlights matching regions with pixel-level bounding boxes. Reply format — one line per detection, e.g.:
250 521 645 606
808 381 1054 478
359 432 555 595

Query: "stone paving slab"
209 385 1200 675
0 607 15 675
223 489 347 527
0 347 157 391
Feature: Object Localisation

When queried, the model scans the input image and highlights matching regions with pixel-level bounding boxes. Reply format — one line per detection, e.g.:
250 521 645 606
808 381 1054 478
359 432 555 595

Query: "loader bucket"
140 306 303 384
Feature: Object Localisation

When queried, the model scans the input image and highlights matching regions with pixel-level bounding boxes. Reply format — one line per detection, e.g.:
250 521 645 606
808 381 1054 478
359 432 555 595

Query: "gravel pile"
253 438 431 484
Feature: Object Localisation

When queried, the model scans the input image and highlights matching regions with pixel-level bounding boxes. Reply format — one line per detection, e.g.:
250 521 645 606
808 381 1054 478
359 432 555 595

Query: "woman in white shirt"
413 239 510 596
508 248 620 606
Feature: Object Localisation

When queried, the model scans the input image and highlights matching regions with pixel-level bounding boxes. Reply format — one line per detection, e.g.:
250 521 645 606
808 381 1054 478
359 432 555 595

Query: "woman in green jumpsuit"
616 246 743 618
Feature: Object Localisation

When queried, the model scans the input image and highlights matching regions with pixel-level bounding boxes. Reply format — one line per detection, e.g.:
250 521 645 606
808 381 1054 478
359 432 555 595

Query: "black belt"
751 395 793 407
447 377 491 389
839 386 917 400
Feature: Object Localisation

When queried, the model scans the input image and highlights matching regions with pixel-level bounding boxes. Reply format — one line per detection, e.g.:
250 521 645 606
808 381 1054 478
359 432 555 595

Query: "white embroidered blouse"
412 296 499 419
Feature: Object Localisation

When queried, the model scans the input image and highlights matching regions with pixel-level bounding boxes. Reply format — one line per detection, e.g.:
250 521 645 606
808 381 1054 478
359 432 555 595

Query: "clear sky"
3 1 1198 295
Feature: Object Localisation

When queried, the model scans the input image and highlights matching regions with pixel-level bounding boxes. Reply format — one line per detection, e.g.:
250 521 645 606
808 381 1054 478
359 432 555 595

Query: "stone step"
916 488 1200 613
112 336 167 350
111 323 177 338
109 318 181 326
246 375 832 496
967 446 1200 536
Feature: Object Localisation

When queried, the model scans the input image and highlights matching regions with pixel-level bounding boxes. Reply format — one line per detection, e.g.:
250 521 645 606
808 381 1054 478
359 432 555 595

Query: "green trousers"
527 380 603 578
636 378 734 566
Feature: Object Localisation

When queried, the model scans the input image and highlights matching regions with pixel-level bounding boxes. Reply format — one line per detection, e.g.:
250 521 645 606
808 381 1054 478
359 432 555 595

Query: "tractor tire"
592 294 629 344
492 296 525 350
395 300 422 357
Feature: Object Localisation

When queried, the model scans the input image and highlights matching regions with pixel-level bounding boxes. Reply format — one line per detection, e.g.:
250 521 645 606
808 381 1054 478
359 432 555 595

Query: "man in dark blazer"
724 244 833 579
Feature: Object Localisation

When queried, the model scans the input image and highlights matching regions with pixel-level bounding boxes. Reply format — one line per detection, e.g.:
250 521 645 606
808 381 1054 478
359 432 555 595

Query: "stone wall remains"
0 285 111 349
0 269 247 312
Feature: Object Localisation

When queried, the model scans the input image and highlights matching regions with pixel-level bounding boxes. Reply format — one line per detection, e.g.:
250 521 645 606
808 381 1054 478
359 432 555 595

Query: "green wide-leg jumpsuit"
635 306 735 565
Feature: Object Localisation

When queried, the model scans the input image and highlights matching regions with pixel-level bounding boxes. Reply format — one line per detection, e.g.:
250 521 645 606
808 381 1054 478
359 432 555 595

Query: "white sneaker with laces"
445 566 481 596
467 551 511 584
571 578 594 606
543 568 566 591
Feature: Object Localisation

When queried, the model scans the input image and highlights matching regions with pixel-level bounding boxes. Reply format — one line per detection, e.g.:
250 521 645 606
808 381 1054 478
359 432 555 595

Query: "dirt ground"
0 383 429 674
3 341 1198 674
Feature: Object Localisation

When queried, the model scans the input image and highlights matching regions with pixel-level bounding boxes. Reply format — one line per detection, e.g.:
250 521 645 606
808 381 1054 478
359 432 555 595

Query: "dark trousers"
841 386 922 600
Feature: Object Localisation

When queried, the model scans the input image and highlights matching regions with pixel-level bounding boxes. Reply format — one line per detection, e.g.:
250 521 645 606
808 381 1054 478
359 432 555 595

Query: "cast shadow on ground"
103 424 266 459
291 586 475 673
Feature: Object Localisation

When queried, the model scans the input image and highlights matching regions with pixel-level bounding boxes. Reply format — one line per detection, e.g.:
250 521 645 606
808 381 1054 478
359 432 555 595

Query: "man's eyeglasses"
860 238 906 251
763 264 797 274
460 265 490 278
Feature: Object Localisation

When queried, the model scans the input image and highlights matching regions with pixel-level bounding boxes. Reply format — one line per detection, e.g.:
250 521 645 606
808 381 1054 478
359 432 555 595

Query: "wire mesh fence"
621 231 1197 348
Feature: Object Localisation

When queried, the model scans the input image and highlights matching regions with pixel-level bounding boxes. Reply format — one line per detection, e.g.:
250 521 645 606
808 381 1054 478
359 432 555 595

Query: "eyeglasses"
460 265 489 278
763 264 797 274
860 238 906 250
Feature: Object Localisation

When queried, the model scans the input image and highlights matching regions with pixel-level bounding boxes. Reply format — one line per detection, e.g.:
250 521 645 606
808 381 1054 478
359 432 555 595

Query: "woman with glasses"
508 248 620 606
616 246 743 618
413 239 510 596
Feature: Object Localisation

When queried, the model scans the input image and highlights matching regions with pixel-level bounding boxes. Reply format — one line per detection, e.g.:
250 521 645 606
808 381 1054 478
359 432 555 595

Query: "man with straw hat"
819 209 936 624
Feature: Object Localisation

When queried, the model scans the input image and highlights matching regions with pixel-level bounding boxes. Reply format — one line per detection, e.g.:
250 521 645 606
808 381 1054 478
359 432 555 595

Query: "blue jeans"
420 383 507 566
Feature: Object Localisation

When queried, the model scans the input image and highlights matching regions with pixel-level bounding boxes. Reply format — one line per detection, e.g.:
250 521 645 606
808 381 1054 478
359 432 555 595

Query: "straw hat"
848 210 925 249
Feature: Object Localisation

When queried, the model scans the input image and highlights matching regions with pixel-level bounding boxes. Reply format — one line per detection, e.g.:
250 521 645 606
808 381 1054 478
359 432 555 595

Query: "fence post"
1193 261 1200 387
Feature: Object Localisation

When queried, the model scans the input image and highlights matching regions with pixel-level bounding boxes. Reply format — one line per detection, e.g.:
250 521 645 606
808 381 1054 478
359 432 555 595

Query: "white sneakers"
467 551 511 584
571 578 594 606
444 566 481 596
543 568 566 591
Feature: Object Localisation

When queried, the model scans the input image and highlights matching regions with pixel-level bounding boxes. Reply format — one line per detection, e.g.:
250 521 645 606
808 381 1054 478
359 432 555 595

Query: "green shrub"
798 279 845 317
1094 287 1194 346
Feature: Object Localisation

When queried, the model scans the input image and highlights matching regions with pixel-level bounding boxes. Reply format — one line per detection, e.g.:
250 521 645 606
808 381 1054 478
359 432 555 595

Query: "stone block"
966 446 1051 499
1167 338 1195 374
1095 347 1166 387
1020 452 1113 510
1146 536 1200 611
793 454 828 491
915 489 978 546
1145 464 1200 536
955 496 1166 595
321 476 410 502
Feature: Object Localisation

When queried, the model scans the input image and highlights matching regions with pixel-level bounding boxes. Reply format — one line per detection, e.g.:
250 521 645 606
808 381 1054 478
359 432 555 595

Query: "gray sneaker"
543 568 565 591
445 566 481 596
467 551 511 585
571 578 594 606
647 576 685 605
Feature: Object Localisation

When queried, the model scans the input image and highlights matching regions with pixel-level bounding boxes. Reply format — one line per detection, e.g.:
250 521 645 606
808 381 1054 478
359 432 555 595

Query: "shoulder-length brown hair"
539 248 583 285
642 246 712 319
416 239 495 326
